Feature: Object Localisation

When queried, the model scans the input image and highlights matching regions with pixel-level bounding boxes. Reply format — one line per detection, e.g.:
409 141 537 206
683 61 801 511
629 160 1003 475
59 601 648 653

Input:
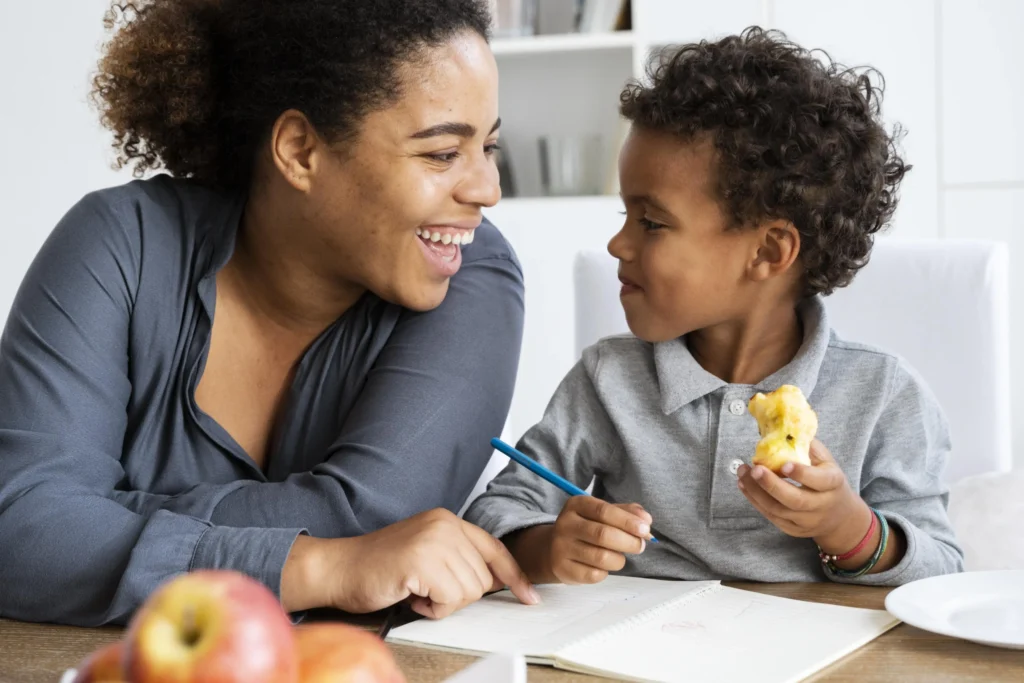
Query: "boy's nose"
607 227 634 262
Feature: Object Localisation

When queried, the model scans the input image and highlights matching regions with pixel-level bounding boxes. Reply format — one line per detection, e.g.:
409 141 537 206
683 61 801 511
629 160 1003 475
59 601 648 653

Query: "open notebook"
387 577 900 683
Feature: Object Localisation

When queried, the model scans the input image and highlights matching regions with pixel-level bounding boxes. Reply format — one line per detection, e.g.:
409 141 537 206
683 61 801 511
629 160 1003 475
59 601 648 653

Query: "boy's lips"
618 273 643 295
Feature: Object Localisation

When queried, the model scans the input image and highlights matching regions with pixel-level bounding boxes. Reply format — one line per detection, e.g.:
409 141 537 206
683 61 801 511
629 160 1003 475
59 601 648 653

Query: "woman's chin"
395 279 450 313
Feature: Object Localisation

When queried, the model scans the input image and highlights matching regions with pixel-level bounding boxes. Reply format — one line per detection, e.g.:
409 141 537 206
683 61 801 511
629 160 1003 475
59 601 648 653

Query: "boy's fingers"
614 503 653 525
574 496 651 539
569 539 628 572
738 469 799 521
783 461 845 492
808 439 836 465
738 482 780 521
570 517 645 554
749 466 810 511
558 560 609 586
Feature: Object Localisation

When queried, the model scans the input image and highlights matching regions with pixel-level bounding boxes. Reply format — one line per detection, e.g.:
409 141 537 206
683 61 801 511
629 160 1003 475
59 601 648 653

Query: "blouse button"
729 459 745 476
728 399 746 416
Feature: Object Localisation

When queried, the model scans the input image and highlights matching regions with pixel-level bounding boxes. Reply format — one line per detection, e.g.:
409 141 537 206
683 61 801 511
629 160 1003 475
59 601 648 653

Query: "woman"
0 0 539 626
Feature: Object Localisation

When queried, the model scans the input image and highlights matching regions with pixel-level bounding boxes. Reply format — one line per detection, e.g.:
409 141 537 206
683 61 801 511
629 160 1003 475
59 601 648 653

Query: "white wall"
0 0 123 319
2 1 1022 469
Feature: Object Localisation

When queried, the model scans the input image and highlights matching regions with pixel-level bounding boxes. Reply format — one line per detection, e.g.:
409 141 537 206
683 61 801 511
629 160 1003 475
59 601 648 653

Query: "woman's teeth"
415 228 474 245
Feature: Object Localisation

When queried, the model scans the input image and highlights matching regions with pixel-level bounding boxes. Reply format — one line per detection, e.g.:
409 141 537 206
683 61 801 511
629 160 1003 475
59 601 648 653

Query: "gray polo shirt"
0 176 524 626
465 297 964 586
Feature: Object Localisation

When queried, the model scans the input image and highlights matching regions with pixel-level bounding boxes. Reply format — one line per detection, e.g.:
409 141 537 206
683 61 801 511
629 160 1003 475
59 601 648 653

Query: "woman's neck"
686 300 803 386
223 200 366 338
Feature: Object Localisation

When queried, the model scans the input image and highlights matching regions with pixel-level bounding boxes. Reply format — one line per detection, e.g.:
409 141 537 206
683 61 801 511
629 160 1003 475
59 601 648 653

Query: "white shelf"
498 195 621 206
491 31 635 56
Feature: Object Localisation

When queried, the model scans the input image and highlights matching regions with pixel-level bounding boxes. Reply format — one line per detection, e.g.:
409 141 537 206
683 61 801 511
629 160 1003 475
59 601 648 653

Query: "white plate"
885 570 1024 649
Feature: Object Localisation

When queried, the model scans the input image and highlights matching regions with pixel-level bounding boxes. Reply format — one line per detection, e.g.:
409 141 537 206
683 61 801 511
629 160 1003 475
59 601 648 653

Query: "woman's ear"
749 220 801 283
269 109 321 192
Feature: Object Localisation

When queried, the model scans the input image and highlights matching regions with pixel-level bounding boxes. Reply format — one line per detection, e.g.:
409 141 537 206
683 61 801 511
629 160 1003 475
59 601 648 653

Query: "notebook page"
387 576 715 660
555 585 900 683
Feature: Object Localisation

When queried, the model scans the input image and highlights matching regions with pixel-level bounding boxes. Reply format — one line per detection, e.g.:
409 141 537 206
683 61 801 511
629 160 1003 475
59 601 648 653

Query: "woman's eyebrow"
410 117 501 139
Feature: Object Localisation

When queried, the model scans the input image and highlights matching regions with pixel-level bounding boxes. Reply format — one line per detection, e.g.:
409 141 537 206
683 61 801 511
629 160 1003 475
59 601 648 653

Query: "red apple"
72 640 126 682
294 623 407 683
124 570 298 683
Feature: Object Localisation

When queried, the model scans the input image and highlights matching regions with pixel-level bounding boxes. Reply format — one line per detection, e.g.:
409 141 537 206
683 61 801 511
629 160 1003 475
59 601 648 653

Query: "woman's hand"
282 509 539 619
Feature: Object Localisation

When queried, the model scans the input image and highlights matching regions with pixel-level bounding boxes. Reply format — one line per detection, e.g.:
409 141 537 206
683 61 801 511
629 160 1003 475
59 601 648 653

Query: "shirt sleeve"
0 192 305 626
151 221 527 537
826 362 966 586
463 348 615 540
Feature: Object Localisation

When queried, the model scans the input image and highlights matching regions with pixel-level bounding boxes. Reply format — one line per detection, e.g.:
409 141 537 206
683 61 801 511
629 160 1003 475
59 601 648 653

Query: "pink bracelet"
818 511 877 564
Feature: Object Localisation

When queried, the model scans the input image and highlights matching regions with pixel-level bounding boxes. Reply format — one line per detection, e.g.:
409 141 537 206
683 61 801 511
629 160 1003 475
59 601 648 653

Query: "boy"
465 27 963 586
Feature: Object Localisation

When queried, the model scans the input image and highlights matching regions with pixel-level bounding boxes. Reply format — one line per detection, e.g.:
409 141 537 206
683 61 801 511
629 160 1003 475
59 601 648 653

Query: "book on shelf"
577 0 630 34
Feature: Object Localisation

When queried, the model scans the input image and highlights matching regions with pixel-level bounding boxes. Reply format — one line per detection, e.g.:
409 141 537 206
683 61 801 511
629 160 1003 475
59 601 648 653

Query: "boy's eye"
618 210 666 232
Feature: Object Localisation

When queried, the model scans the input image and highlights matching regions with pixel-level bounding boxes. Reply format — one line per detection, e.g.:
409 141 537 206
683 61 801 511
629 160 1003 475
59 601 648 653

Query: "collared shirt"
465 297 964 585
0 176 524 626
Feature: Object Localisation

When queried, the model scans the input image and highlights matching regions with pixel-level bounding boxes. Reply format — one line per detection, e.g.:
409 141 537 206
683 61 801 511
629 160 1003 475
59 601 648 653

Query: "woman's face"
299 30 502 312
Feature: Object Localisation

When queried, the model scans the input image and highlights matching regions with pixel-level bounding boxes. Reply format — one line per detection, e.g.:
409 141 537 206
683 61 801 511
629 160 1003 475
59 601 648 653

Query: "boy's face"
610 128 765 343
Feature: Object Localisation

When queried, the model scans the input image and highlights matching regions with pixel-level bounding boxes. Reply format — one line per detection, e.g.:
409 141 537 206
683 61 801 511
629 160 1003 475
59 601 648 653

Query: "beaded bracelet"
818 510 877 564
821 509 889 578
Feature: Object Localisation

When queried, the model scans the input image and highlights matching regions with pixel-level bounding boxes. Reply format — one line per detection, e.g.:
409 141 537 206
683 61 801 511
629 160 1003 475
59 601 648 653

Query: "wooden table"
2 583 1021 682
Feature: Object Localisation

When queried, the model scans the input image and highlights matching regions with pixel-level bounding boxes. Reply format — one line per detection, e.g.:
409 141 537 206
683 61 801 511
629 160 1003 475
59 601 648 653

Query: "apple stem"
182 605 200 648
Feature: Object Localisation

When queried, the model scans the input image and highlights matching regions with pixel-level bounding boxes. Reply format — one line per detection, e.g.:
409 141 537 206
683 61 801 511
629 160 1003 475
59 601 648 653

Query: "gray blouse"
0 176 524 626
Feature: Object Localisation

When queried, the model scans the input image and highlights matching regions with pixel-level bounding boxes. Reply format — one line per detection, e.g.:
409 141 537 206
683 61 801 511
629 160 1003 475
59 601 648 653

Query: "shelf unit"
488 1 776 200
491 30 637 56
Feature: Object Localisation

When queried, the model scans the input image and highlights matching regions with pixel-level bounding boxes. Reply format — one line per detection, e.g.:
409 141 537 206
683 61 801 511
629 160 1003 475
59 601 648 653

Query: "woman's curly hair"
90 0 491 194
620 27 909 296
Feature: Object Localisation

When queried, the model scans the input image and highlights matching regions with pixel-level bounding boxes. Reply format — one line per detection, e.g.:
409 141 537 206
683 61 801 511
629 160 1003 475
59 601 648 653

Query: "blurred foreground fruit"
123 570 298 683
295 623 407 683
72 640 126 682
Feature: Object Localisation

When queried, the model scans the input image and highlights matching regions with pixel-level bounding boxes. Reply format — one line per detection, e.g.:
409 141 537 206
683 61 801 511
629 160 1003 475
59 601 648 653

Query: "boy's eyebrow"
410 118 502 139
622 193 673 215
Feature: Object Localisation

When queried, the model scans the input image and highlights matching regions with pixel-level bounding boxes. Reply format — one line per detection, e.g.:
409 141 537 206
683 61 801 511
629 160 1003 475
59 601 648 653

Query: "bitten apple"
72 640 126 682
295 623 407 683
125 570 298 683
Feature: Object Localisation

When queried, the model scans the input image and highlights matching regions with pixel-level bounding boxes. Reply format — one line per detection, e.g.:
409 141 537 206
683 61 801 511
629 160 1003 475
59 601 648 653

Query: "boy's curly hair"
90 0 491 194
620 27 909 296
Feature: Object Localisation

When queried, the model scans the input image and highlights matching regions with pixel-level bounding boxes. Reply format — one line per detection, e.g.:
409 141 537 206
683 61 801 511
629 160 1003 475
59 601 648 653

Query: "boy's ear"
749 220 801 282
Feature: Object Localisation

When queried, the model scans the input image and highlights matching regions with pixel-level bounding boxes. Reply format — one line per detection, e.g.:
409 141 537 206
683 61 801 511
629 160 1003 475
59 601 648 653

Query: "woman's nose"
455 154 501 208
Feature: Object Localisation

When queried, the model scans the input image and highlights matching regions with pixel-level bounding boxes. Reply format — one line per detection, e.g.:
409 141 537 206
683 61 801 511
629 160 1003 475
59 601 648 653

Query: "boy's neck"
686 300 803 386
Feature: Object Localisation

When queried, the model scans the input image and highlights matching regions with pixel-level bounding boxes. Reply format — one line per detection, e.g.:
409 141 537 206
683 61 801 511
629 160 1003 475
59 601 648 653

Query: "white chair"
573 239 1019 570
574 240 1012 483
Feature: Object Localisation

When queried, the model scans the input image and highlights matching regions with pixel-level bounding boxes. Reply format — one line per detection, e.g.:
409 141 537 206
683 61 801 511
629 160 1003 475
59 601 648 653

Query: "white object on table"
885 570 1024 650
443 652 527 683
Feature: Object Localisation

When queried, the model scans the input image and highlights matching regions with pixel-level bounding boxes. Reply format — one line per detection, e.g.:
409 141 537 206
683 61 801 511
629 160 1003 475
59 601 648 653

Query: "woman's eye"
640 217 665 231
428 151 460 163
484 142 502 156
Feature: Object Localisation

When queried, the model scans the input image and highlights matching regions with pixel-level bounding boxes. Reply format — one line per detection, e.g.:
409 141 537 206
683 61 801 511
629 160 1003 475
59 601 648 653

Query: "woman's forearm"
280 534 332 613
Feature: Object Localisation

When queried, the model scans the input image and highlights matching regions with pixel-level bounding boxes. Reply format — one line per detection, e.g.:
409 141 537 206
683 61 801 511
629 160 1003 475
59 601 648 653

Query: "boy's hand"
547 497 652 585
737 439 872 550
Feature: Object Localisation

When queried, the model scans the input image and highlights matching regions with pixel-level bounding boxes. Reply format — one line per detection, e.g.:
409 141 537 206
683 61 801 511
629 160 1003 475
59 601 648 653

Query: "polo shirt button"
728 399 746 415
729 459 744 475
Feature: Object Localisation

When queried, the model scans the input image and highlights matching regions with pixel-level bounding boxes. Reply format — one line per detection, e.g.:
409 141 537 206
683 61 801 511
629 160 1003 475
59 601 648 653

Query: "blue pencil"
490 437 658 543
